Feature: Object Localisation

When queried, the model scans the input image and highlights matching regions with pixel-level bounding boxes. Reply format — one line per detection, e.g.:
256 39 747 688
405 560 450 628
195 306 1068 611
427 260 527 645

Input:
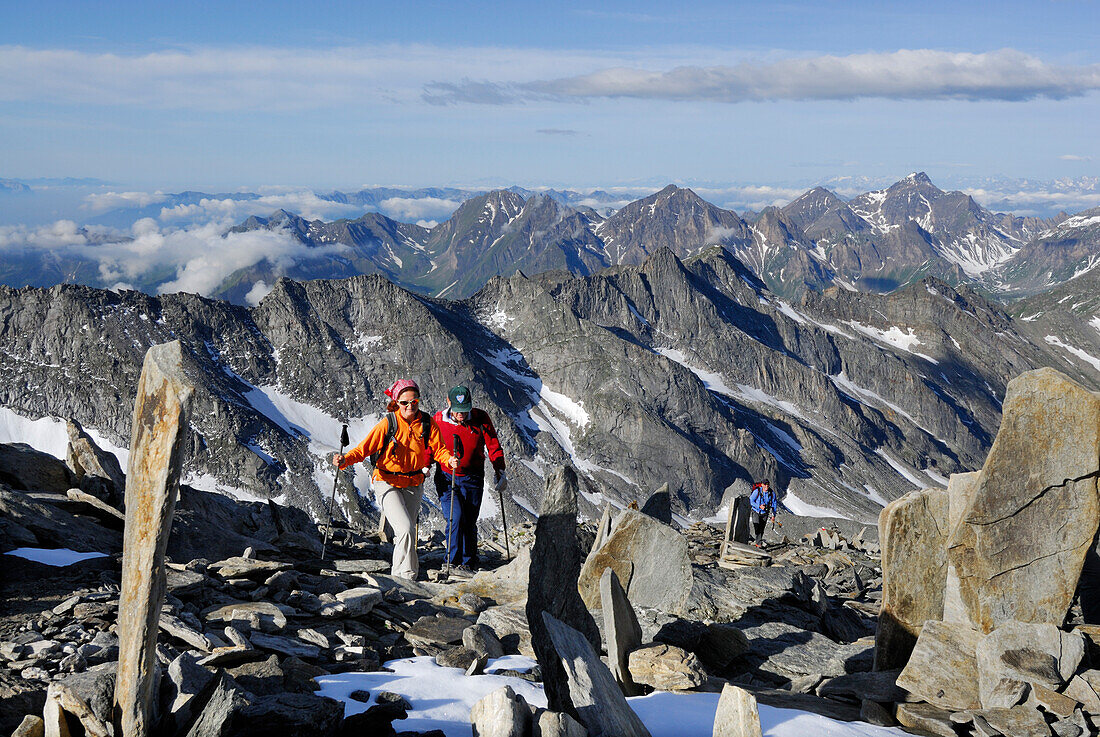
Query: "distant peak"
904 172 933 185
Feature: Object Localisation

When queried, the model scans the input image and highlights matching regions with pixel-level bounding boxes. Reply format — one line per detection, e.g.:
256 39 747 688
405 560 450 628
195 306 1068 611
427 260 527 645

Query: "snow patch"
782 491 843 518
875 449 926 489
844 321 938 363
4 548 109 566
1045 335 1100 373
0 407 130 468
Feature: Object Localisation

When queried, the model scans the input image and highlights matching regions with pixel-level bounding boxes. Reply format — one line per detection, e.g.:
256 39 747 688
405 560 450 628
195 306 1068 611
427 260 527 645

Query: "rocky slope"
2 246 1097 528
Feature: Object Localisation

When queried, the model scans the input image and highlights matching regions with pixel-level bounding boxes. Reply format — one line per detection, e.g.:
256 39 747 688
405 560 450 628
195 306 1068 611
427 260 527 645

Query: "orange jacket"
340 411 453 488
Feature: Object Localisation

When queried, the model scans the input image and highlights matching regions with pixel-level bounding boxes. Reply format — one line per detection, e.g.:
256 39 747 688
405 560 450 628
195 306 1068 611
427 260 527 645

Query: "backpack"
369 411 432 468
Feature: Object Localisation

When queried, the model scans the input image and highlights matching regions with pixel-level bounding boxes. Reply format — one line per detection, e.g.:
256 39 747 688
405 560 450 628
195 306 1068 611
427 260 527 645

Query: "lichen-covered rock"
874 486 949 670
627 643 707 691
896 620 982 711
948 368 1100 633
975 620 1085 709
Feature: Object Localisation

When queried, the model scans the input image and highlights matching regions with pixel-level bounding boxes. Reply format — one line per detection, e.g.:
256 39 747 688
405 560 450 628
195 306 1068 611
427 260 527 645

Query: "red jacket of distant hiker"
340 412 453 489
433 408 505 478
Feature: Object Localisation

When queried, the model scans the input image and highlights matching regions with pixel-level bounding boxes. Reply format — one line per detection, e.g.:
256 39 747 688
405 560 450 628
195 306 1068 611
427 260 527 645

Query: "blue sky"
2 0 1099 192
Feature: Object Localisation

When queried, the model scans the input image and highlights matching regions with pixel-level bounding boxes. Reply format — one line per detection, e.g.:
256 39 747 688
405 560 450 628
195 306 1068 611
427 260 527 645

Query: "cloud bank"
427 49 1100 105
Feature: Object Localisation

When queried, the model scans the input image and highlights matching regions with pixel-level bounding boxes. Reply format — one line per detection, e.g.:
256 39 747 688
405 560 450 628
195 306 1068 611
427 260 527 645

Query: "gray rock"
45 662 116 737
527 467 601 716
337 691 409 736
203 602 293 633
978 705 1051 737
333 558 391 574
0 442 74 493
695 623 750 673
334 586 383 616
639 484 672 524
739 621 853 679
579 509 692 615
816 670 906 703
541 612 651 737
896 620 983 711
185 672 344 737
949 368 1100 633
116 341 195 737
248 632 321 659
165 651 215 717
463 624 505 660
470 685 531 737
712 683 763 737
976 620 1085 709
437 646 479 671
404 616 472 649
66 418 126 504
160 613 218 652
1063 674 1100 713
627 643 706 691
0 486 122 554
226 656 286 696
478 605 532 657
874 486 949 670
600 567 643 697
533 709 587 737
207 557 290 580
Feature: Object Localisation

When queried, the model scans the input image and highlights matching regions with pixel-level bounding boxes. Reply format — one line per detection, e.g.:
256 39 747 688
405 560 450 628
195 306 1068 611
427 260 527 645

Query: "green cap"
448 385 473 412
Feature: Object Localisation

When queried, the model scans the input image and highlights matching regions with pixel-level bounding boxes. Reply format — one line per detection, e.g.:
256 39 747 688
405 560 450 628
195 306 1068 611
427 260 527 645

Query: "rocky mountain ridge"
3 245 1099 529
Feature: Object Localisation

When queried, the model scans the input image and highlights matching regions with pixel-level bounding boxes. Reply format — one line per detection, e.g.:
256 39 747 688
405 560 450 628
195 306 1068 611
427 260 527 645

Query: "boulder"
533 709 587 737
477 605 532 657
976 705 1051 737
10 715 44 737
695 623 750 672
976 620 1085 709
873 486 949 671
541 612 651 737
116 341 195 737
627 643 706 691
45 663 116 737
337 692 409 737
185 672 344 737
712 683 763 737
578 509 692 614
948 368 1100 633
942 471 981 624
470 685 531 737
526 467 600 717
0 486 121 553
894 703 957 737
207 557 291 580
816 670 906 703
639 483 672 524
65 419 126 504
0 442 73 493
404 616 472 649
600 567 643 696
334 587 383 617
895 620 982 711
463 624 505 660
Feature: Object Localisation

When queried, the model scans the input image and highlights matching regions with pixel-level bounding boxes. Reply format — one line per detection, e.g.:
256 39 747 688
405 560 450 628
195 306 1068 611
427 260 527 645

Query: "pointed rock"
66 418 126 503
639 484 671 524
541 612 651 737
527 467 601 717
470 685 531 737
600 567 644 696
712 683 763 737
115 341 195 737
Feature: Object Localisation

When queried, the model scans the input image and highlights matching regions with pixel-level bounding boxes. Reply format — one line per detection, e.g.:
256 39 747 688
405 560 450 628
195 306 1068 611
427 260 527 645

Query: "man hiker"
433 385 507 577
333 379 457 580
749 480 779 547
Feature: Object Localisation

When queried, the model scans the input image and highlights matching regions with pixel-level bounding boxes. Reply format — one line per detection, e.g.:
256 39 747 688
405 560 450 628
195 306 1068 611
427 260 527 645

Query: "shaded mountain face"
992 208 1100 296
3 248 1097 529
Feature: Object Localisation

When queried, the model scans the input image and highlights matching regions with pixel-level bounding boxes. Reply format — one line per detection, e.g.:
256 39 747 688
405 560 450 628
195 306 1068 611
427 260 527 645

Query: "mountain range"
3 243 1099 529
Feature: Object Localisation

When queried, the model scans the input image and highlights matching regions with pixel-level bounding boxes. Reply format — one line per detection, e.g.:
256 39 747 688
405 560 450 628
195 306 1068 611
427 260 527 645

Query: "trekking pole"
321 424 350 561
445 433 463 577
497 480 510 561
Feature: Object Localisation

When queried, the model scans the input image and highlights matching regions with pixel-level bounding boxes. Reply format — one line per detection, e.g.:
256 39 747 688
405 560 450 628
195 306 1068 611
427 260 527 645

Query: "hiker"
333 379 457 580
433 385 507 575
749 480 779 547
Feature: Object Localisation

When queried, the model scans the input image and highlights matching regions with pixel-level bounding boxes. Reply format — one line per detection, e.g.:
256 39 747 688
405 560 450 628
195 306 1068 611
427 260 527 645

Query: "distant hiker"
433 385 507 576
749 480 779 547
333 379 457 580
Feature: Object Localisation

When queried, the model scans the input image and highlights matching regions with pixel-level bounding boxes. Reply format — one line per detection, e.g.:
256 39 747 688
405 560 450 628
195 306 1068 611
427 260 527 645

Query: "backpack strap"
370 412 399 466
419 410 431 449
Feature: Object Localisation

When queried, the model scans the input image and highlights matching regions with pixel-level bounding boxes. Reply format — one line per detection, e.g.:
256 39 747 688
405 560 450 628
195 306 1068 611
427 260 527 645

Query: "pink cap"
385 379 420 400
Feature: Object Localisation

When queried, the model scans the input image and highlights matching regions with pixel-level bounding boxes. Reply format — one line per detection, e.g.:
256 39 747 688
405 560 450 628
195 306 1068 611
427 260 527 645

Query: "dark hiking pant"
435 467 483 567
751 512 768 544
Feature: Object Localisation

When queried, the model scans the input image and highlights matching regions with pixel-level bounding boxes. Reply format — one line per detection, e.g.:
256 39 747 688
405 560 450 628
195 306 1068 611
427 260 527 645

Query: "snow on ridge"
783 489 844 518
0 406 130 468
1045 335 1100 374
876 448 926 489
1091 316 1100 336
844 320 939 364
830 371 947 443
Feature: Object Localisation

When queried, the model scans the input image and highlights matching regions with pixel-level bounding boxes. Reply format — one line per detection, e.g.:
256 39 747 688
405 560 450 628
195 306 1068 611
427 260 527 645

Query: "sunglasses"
397 399 420 407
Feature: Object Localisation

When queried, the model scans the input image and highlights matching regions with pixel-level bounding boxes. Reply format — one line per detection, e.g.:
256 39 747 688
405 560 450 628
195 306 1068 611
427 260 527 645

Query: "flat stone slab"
248 632 321 660
208 557 292 580
896 620 982 711
404 616 472 648
334 559 391 574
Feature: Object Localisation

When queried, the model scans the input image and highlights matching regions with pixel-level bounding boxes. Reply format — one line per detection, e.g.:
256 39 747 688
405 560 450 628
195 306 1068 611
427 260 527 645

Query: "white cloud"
83 191 168 212
245 280 274 306
378 196 461 221
1060 154 1093 162
435 49 1100 105
158 191 362 223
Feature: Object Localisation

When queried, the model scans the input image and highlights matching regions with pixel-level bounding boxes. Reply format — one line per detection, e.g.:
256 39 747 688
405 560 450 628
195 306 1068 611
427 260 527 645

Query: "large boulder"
578 509 692 614
600 567 643 696
185 672 344 737
66 418 126 506
895 620 982 711
975 620 1085 709
0 442 74 493
874 486 949 671
942 471 981 624
470 686 531 737
712 683 763 737
526 467 601 717
948 368 1100 633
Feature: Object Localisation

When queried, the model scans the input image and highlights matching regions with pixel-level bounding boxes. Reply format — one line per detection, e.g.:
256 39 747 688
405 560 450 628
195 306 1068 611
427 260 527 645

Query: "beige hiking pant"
373 477 424 579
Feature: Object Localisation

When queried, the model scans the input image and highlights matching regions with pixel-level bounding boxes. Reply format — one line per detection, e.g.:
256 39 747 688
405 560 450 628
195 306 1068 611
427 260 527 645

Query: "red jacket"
433 408 505 478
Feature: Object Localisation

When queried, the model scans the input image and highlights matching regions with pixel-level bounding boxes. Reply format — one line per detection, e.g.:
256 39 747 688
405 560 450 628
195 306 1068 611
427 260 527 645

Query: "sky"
2 0 1099 192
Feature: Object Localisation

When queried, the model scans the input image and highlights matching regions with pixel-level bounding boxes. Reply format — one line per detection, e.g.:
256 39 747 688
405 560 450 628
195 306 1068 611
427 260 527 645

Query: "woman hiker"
433 385 507 577
332 379 457 580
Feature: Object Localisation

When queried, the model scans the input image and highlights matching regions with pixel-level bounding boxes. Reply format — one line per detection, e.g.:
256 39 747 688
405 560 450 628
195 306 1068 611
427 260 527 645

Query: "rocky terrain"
3 358 1100 737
